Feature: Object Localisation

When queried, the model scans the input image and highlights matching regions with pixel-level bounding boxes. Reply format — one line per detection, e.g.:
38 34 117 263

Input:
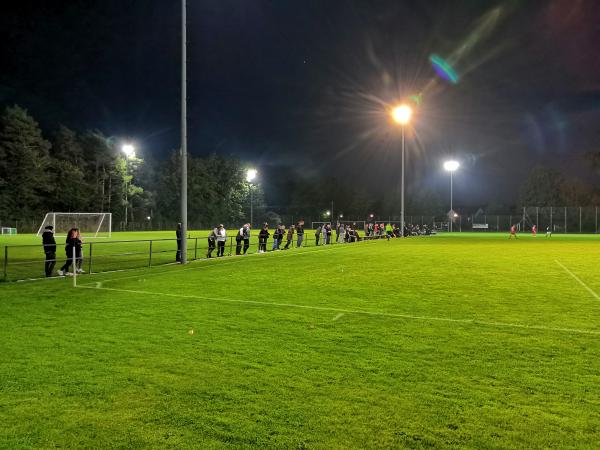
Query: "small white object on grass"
188 329 194 335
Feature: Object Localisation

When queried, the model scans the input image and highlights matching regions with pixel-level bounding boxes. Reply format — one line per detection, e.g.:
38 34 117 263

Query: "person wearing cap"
41 225 57 277
215 224 227 257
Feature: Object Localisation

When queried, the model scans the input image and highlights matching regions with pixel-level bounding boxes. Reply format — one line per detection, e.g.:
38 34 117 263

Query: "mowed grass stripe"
101 237 600 332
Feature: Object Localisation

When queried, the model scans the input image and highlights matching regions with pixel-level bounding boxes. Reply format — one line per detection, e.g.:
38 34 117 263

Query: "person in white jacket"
338 224 346 243
215 224 227 257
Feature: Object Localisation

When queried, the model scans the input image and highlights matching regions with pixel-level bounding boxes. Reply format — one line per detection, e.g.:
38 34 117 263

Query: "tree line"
0 105 260 230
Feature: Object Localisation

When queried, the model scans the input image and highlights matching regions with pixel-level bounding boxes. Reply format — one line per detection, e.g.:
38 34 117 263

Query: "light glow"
391 104 413 125
122 144 135 158
444 160 460 172
246 169 257 183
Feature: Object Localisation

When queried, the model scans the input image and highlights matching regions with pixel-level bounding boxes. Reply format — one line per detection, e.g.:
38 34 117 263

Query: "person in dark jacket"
296 220 305 248
74 228 84 273
176 223 182 262
284 225 294 249
272 224 283 250
315 225 322 246
42 225 57 277
58 228 77 276
235 224 244 255
277 224 284 249
258 223 270 253
207 228 217 258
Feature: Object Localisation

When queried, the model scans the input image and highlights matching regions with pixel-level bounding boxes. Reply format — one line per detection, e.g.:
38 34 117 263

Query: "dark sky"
1 0 599 206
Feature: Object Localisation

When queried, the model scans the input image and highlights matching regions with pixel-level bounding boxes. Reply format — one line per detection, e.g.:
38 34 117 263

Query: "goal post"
36 213 112 238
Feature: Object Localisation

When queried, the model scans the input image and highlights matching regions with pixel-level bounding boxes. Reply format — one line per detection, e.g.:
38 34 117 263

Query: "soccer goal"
36 212 112 238
1 227 17 235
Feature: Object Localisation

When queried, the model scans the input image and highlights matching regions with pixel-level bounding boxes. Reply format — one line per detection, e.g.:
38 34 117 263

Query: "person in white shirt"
215 224 227 257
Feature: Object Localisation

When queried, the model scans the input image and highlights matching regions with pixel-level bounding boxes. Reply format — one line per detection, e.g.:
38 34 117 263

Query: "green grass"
1 234 600 448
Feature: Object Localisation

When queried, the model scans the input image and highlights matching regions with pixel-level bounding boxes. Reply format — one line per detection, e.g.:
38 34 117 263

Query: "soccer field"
1 234 600 448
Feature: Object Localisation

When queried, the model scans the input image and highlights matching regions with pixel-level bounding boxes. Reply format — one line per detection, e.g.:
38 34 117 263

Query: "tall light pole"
180 0 188 264
391 104 413 237
246 169 257 228
121 144 135 228
443 160 460 232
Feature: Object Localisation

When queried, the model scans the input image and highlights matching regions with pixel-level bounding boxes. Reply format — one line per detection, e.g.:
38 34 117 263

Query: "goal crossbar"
36 212 112 238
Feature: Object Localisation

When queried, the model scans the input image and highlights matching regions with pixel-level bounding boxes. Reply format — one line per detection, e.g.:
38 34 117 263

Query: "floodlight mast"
443 160 460 232
180 0 188 264
246 169 257 228
391 104 413 237
121 144 135 228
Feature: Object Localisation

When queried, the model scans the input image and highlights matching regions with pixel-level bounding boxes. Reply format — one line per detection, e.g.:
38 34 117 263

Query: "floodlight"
444 160 460 172
122 144 135 158
391 104 412 125
246 168 257 183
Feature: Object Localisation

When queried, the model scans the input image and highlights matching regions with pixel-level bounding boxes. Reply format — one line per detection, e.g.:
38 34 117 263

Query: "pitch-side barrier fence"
1 232 392 282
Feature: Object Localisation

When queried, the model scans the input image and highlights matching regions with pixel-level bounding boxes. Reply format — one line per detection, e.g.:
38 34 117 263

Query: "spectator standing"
207 228 217 258
284 225 295 249
315 225 322 246
272 224 283 251
235 225 244 255
338 224 346 243
296 220 305 247
74 228 84 273
42 225 56 277
176 223 183 262
243 224 251 254
325 223 332 244
258 223 270 253
58 228 77 276
215 224 227 256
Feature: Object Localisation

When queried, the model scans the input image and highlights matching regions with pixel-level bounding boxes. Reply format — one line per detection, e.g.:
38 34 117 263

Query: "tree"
518 166 564 206
0 105 52 220
79 130 114 212
49 126 88 211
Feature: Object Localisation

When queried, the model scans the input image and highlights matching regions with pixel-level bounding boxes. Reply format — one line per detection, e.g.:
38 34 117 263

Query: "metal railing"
2 232 380 282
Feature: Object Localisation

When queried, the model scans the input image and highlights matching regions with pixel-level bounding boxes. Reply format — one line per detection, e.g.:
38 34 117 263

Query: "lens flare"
429 54 459 84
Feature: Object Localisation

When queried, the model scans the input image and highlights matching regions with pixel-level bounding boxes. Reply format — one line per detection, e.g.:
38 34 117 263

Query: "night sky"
2 0 599 206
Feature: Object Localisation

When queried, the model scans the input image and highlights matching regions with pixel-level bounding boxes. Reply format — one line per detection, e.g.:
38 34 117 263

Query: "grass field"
1 233 600 448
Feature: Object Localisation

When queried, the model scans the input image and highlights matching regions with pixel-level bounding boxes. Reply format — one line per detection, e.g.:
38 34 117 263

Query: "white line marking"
555 259 600 300
77 285 600 336
332 313 345 321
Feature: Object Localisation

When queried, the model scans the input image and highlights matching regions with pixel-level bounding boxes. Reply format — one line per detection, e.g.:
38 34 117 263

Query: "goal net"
1 227 17 235
36 213 112 238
